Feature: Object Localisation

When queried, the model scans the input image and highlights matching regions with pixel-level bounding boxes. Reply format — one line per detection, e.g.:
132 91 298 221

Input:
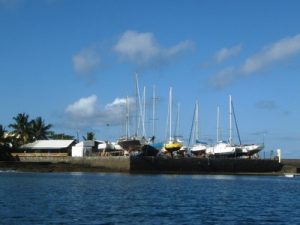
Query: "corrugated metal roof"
21 140 75 149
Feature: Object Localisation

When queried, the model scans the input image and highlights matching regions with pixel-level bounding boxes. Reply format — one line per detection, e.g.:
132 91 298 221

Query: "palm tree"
83 132 95 141
30 117 52 141
8 113 31 146
48 131 74 140
0 125 9 147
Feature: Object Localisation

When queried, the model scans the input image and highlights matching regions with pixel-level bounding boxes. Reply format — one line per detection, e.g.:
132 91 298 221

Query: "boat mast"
229 95 233 145
135 73 139 137
125 96 130 138
174 102 180 139
188 101 197 148
169 87 172 142
152 85 156 138
195 100 199 141
231 99 242 145
135 73 143 137
142 86 146 137
216 106 219 143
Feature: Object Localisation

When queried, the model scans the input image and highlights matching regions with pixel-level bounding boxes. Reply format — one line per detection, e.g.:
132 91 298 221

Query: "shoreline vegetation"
0 112 77 161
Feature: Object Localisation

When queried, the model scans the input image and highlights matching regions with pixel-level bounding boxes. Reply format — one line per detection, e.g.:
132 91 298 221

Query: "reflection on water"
0 172 300 225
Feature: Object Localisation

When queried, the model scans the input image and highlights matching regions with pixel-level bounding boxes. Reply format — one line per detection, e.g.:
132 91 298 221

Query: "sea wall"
0 156 130 172
0 155 297 174
130 157 284 174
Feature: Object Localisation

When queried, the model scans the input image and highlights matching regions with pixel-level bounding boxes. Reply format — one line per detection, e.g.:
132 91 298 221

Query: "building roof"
21 140 75 149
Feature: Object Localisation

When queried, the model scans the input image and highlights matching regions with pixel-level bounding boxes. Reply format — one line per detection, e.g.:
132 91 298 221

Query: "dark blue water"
1 172 300 225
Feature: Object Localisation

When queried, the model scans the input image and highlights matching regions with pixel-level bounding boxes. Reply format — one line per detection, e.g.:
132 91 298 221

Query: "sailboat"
206 96 242 157
163 87 183 154
189 100 208 156
230 98 264 156
117 74 146 152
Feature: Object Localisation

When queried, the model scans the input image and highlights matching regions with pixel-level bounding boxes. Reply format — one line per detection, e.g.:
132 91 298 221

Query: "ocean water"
0 172 300 225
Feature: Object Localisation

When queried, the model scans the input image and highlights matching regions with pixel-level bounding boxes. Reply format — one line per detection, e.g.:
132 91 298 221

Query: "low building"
72 140 95 157
12 140 76 157
72 140 124 157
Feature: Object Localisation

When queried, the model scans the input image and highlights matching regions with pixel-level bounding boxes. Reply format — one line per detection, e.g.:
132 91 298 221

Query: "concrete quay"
0 156 299 175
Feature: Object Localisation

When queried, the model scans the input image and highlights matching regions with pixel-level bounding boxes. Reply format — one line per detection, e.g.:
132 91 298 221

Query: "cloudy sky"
1 0 300 157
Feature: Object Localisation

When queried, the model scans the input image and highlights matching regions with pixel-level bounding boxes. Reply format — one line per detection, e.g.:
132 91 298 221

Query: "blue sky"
1 0 300 158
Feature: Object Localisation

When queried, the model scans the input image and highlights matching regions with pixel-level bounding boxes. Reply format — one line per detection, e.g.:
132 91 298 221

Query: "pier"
1 155 299 175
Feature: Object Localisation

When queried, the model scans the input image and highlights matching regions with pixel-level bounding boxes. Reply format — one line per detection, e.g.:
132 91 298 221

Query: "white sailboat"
240 143 264 156
189 100 208 156
229 96 264 156
206 96 242 157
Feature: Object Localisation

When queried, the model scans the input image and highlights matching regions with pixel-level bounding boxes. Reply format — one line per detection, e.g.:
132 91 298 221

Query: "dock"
1 156 299 175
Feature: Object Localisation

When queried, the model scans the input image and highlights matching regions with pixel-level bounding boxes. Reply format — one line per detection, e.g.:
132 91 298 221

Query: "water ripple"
0 173 300 224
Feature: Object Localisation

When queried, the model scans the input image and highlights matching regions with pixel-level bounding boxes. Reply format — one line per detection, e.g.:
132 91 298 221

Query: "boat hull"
117 139 142 152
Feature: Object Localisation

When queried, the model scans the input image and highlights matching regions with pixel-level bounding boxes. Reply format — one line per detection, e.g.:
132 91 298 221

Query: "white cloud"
65 95 135 128
113 30 193 67
240 34 300 74
210 34 300 88
72 47 101 74
65 95 97 118
210 67 236 88
214 44 242 63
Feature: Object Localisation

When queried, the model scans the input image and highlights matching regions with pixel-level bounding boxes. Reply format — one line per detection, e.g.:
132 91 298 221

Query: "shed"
13 140 76 157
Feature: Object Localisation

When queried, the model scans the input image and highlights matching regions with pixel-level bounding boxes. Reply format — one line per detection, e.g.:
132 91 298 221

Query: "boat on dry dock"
189 100 208 156
162 87 183 155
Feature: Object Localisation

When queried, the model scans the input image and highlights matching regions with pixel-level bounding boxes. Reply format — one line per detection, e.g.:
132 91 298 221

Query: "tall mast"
188 100 197 147
174 102 180 138
142 86 146 137
195 100 199 141
135 73 143 137
217 106 220 143
229 95 233 145
152 85 156 138
169 87 172 142
125 96 130 138
135 73 139 137
231 99 242 145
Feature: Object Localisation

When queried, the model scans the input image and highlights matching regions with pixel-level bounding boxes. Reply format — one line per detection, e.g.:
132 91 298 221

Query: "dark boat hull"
118 139 142 152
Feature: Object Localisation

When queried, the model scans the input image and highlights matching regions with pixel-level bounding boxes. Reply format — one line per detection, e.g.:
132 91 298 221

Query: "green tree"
30 117 52 141
83 132 95 141
0 125 9 148
0 124 15 161
8 113 53 146
48 131 75 140
8 113 31 146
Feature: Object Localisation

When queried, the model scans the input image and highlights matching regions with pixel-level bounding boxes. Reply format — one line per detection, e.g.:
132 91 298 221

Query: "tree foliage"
48 131 75 140
0 125 9 147
30 117 52 140
84 132 95 141
8 113 53 147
